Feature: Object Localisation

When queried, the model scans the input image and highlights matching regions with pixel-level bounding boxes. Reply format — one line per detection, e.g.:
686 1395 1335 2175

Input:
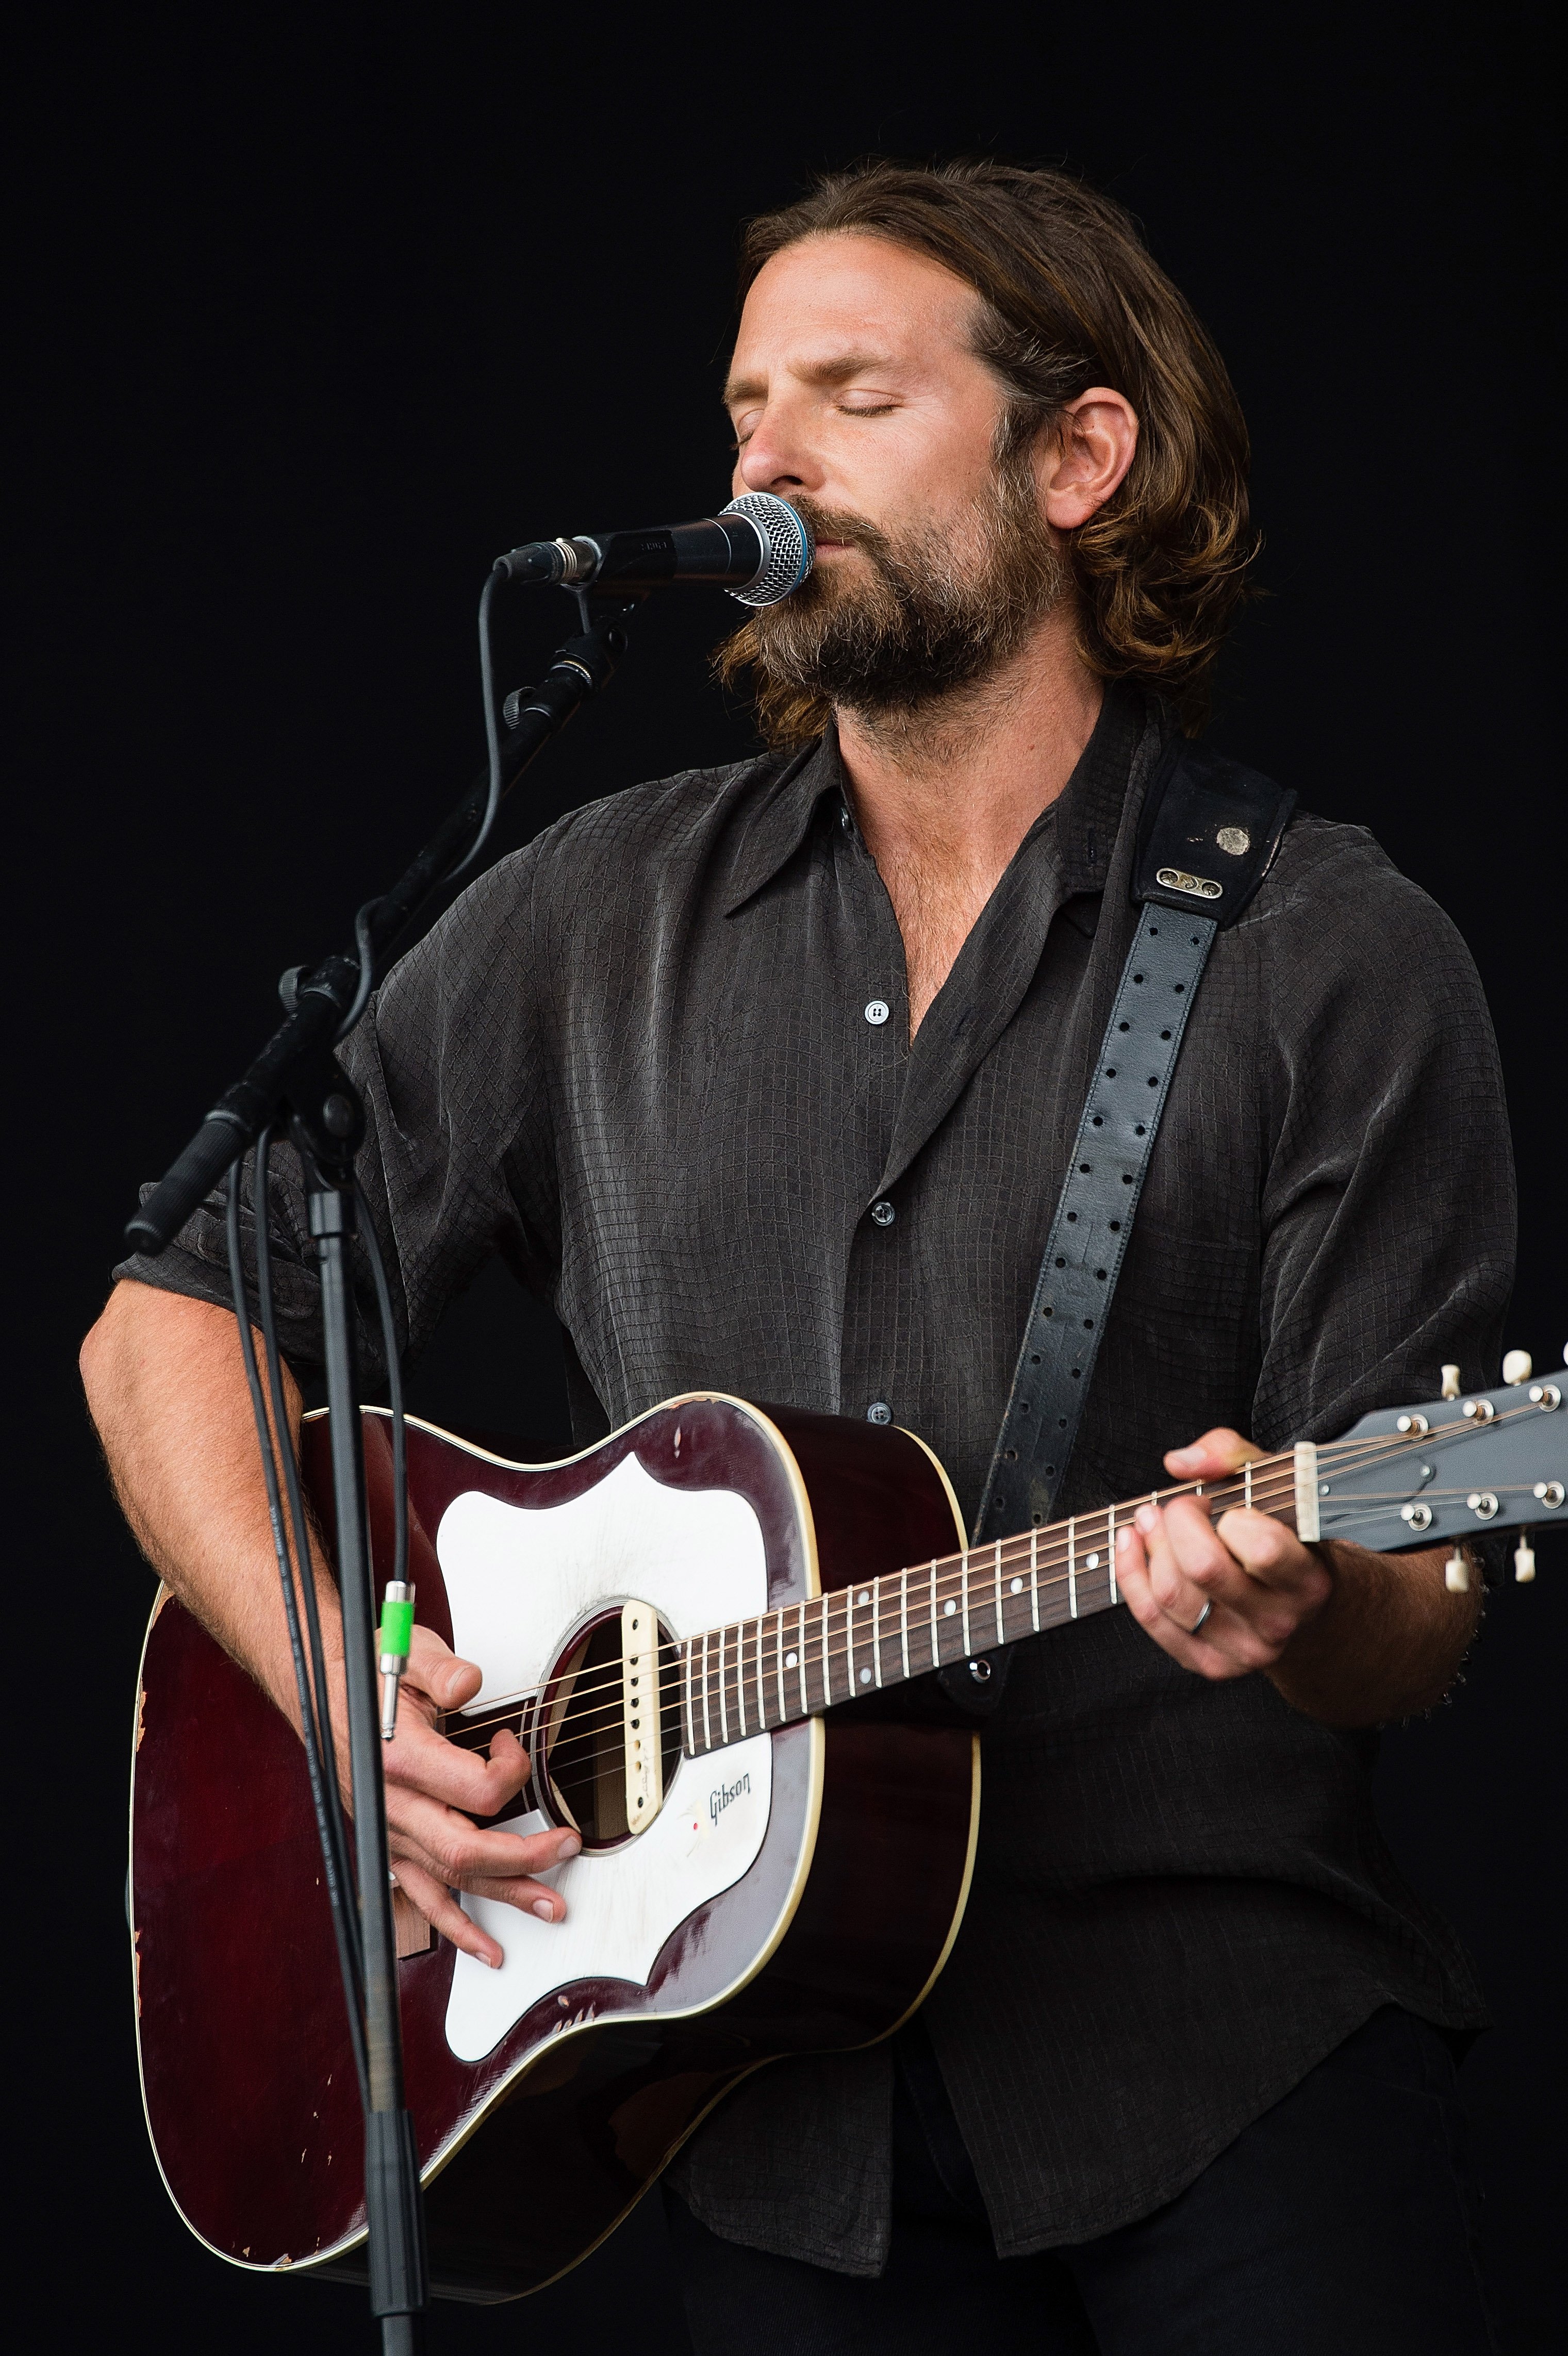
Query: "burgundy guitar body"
130 1397 978 2301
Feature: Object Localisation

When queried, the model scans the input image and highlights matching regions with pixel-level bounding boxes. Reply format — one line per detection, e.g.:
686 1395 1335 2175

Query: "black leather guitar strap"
939 736 1296 1719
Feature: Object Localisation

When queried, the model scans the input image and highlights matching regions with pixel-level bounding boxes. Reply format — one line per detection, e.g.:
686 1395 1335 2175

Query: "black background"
14 7 1562 2349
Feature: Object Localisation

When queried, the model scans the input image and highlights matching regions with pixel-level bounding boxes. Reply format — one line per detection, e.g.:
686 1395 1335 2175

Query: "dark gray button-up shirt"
123 688 1515 2269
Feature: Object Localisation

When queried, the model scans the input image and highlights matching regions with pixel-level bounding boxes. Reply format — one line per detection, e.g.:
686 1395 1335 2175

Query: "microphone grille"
721 493 814 607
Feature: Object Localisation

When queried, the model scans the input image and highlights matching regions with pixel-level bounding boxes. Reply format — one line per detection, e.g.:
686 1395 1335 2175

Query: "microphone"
493 491 813 607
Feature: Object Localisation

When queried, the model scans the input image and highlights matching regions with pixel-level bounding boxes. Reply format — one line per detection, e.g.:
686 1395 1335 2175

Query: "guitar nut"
1532 1481 1565 1509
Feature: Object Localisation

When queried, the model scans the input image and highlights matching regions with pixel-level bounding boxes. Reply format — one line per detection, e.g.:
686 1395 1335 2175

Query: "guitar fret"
675 1442 1341 1756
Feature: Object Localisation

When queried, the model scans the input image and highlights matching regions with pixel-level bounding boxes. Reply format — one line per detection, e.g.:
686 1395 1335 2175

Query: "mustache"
788 499 897 567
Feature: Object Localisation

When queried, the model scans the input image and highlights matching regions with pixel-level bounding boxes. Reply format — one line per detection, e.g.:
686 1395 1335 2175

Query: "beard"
719 437 1068 745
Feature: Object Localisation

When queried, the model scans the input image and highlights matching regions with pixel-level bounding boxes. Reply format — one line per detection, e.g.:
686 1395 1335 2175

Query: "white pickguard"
436 1452 774 2065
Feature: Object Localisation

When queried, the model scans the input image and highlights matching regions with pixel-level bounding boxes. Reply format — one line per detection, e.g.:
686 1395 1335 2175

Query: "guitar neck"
674 1445 1318 1758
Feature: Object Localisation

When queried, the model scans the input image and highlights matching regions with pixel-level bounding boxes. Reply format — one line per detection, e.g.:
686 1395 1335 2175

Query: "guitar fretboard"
673 1447 1312 1755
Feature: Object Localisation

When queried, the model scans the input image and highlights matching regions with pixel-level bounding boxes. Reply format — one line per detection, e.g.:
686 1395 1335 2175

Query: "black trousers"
665 2007 1497 2355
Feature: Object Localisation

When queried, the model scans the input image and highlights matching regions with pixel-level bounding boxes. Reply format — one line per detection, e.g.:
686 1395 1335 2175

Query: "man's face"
723 233 1064 720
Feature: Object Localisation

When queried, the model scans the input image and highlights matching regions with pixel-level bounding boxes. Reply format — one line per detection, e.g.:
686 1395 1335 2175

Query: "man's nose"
734 404 822 498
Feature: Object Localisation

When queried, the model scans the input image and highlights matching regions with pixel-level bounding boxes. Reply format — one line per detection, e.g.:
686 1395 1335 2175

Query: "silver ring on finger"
1187 1599 1213 1636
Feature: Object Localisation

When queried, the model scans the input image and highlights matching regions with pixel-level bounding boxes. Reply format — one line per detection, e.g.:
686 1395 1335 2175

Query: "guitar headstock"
1316 1349 1566 1575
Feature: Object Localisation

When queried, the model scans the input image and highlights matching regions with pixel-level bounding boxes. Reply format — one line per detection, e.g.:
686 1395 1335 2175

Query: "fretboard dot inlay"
1010 1576 1024 1593
859 1667 872 1685
944 1599 956 1616
784 1651 798 1668
856 1590 870 1606
1085 1553 1100 1569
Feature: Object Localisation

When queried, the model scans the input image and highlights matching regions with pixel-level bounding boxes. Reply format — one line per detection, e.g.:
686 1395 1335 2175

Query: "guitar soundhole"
539 1612 681 1850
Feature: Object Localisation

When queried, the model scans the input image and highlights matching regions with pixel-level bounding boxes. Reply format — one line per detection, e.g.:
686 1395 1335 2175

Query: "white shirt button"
867 1400 893 1425
870 1200 896 1227
865 999 889 1026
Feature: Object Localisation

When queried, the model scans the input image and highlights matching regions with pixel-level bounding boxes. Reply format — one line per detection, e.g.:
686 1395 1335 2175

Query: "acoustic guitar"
130 1365 1564 2301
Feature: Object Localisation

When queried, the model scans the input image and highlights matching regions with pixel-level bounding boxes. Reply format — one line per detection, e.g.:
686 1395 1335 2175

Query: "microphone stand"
126 591 640 2351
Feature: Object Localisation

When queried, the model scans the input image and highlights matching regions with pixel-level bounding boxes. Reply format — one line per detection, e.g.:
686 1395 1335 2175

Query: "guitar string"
496 1465 1320 1767
437 1405 1537 1738
450 1436 1517 1759
443 1462 1302 1750
449 1416 1499 1754
493 1462 1531 1778
489 1479 1517 1783
436 1409 1542 1754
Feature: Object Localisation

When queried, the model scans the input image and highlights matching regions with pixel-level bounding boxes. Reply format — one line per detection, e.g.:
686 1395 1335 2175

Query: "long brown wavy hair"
720 159 1259 740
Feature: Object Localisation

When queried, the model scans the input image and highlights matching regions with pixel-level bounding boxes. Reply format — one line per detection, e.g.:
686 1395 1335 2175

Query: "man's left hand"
1113 1426 1332 1681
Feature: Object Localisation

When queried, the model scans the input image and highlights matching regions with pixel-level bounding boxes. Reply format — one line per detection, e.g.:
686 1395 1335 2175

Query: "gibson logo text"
709 1771 752 1824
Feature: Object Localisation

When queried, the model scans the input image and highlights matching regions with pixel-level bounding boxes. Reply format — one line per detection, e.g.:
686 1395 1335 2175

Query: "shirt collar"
721 733 849 916
722 687 1156 920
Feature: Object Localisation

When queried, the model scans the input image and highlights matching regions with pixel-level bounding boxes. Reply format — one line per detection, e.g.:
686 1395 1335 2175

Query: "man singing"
84 161 1510 2350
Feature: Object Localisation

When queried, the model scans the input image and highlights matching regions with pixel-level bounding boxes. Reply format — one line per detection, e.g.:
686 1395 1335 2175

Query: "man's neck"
835 605 1104 1037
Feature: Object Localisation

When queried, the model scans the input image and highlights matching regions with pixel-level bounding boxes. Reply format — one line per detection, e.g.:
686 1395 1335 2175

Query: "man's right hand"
376 1622 580 1969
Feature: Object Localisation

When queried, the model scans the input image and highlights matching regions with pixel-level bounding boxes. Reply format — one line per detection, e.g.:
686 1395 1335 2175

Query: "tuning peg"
1441 1365 1461 1400
1444 1548 1470 1593
1502 1349 1533 1386
1514 1534 1537 1584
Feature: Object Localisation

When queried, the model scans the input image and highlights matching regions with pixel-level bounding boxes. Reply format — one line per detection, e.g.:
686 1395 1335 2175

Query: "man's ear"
1038 388 1139 531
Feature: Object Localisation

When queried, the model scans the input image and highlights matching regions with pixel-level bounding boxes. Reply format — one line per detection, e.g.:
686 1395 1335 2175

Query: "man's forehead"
724 236 981 403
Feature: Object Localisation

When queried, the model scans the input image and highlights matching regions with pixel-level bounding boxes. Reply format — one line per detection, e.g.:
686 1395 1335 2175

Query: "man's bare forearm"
85 1279 580 1958
1266 1539 1481 1726
80 1279 340 1728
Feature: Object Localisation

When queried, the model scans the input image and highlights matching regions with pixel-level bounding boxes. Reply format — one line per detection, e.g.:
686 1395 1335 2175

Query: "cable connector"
378 1580 415 1740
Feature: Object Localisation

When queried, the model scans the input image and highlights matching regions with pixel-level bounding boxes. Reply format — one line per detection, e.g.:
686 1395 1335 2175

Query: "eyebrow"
721 349 899 408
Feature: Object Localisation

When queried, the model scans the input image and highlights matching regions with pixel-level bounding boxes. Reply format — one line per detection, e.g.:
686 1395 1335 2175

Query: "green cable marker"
378 1579 415 1741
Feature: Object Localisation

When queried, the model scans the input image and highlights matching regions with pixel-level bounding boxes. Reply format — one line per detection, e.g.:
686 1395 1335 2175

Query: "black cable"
331 567 505 1048
355 1188 408 1605
333 896 382 1044
226 1152 369 2108
253 1131 362 1918
443 566 504 887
